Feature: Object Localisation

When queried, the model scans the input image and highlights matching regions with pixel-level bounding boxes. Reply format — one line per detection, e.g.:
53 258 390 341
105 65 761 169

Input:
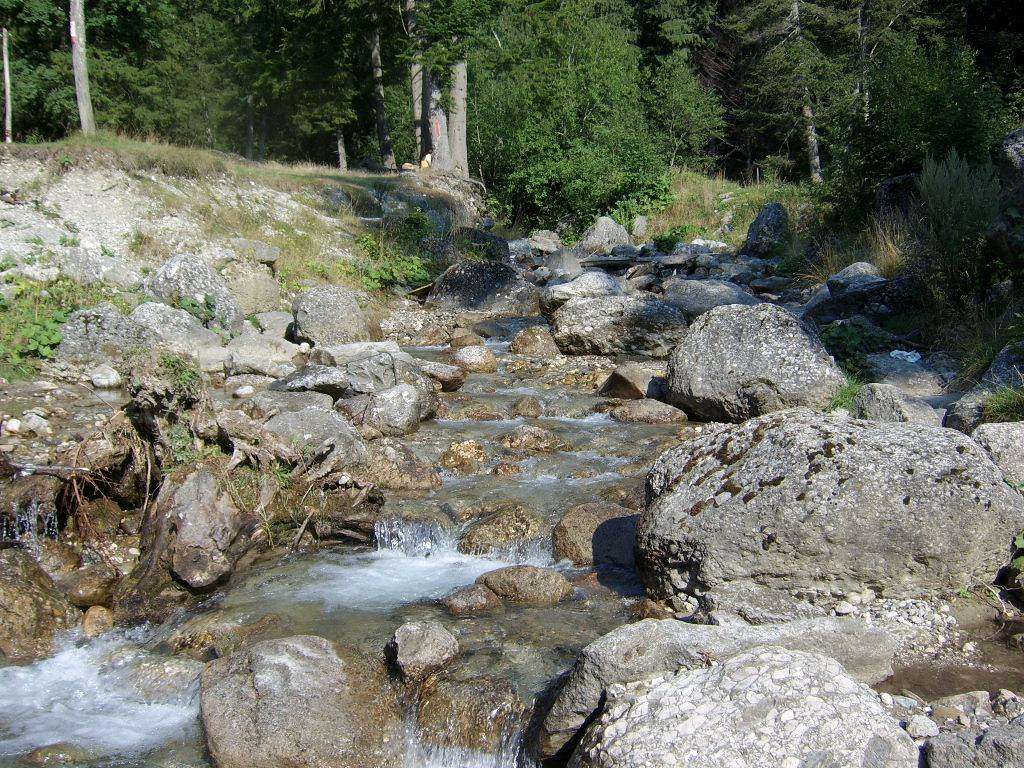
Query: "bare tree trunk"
2 28 11 143
369 27 397 170
69 0 95 134
448 60 468 177
404 0 426 160
257 111 267 161
791 0 822 183
244 95 254 160
424 70 452 171
857 0 873 117
337 132 348 171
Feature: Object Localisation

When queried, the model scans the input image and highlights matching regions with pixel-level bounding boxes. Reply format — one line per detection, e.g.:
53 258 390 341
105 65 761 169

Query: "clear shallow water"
0 632 200 762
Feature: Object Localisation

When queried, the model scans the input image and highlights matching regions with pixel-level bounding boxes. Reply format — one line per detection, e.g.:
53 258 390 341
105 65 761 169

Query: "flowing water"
0 339 687 767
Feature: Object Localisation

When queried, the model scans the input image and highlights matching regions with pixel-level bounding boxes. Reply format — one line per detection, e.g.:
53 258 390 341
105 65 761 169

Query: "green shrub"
829 373 863 411
820 320 891 378
912 151 1001 304
983 386 1024 423
350 210 439 291
652 223 699 252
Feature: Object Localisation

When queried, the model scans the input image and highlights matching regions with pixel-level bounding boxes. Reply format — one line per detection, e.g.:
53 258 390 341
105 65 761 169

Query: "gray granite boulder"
972 421 1024 485
946 343 1024 433
291 286 379 347
852 382 942 425
426 260 539 316
743 202 790 257
666 303 844 422
148 253 240 328
57 303 153 363
660 277 760 319
553 295 688 358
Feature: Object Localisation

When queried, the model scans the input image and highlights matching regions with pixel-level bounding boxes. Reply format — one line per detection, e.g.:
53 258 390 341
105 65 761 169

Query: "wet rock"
573 216 630 256
535 616 901 761
512 396 544 418
542 272 627 314
742 201 790 257
661 277 760 319
451 345 498 373
88 364 122 389
149 253 240 328
852 382 942 425
609 398 687 424
972 421 1024 485
0 549 80 662
357 439 442 491
509 326 561 357
19 743 96 766
449 328 486 349
477 565 573 605
598 362 667 400
426 260 540 316
553 295 688 358
82 606 114 637
925 715 1024 767
291 286 380 347
946 343 1024 433
500 424 567 453
417 676 525 753
385 620 459 682
439 439 487 472
56 563 119 607
417 360 465 392
637 410 1024 613
441 584 504 616
200 635 399 768
570 647 916 768
57 303 153 363
36 538 83 576
263 406 367 462
458 503 541 556
552 502 636 568
667 303 844 422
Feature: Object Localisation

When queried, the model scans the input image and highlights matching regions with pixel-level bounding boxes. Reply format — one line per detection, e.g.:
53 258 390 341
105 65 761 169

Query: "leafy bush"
983 386 1024 423
820 319 891 377
912 150 1001 304
351 210 439 290
653 223 699 252
177 294 218 326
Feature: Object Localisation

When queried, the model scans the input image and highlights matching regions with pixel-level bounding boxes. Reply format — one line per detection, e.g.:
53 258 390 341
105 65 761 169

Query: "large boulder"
57 303 153 363
573 216 630 255
477 565 573 606
0 549 81 662
426 260 539 316
263 405 368 461
852 382 942 426
291 286 380 347
130 302 223 354
275 343 427 399
742 202 790 257
552 502 636 568
803 275 918 326
553 296 688 358
569 647 917 768
416 676 525 754
148 253 240 328
534 616 899 761
660 277 760 319
459 502 541 556
351 383 436 436
945 343 1024 433
200 635 399 768
541 272 627 315
925 716 1024 768
509 326 561 357
636 410 1024 614
666 303 844 422
972 421 1024 485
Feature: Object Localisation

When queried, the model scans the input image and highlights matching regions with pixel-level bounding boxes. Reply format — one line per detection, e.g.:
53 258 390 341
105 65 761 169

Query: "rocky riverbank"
2 144 1024 768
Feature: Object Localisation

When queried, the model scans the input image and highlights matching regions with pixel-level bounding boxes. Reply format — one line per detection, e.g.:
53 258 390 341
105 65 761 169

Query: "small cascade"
1 498 55 558
402 716 532 768
375 517 458 558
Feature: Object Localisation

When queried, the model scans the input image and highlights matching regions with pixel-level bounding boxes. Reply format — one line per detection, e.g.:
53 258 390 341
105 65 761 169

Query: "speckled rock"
743 202 790 257
426 260 539 316
925 715 1024 767
500 424 568 453
439 439 487 472
553 295 688 358
637 410 1024 613
291 286 380 347
148 253 240 328
200 635 399 768
130 301 224 353
569 646 916 768
573 217 630 255
666 303 844 422
458 503 541 556
610 398 688 424
441 584 505 616
535 617 900 761
972 421 1024 485
451 345 498 373
661 277 760 319
541 272 628 315
57 303 153 363
509 326 561 357
385 620 459 682
852 382 942 426
478 565 573 606
0 549 81 662
552 502 636 568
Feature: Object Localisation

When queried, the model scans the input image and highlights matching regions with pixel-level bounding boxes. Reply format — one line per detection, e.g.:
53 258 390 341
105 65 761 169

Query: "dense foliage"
0 0 1021 226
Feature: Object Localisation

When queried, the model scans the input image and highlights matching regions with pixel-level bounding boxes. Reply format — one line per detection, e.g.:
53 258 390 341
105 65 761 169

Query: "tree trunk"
337 132 348 171
2 28 11 143
245 95 255 160
448 60 468 177
791 0 822 183
69 0 95 134
857 0 873 116
404 0 426 160
369 27 397 170
424 70 452 171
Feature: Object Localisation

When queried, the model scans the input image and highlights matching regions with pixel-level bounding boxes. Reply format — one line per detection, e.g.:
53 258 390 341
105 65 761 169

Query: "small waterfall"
375 518 457 558
1 498 55 558
401 717 532 768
